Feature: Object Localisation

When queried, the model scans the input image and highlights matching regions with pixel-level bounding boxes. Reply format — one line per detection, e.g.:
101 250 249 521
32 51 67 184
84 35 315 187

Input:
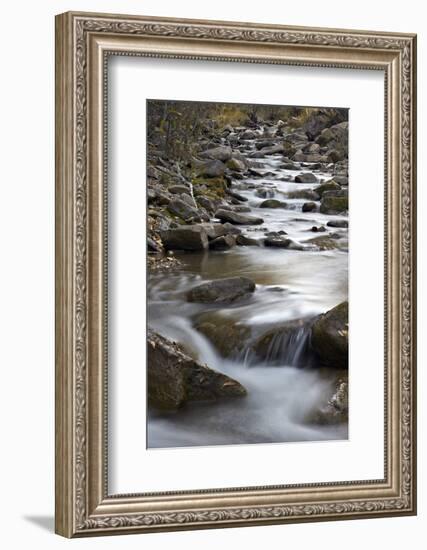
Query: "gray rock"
187 276 256 304
194 159 227 178
147 329 246 409
314 180 341 197
226 157 247 172
199 145 232 162
167 198 201 222
160 226 208 251
215 209 264 225
209 235 236 250
258 143 284 155
320 195 348 214
327 219 348 228
168 184 190 194
311 302 348 369
259 199 288 209
236 234 261 246
286 189 320 201
255 188 275 199
226 189 248 202
294 172 319 183
302 201 317 212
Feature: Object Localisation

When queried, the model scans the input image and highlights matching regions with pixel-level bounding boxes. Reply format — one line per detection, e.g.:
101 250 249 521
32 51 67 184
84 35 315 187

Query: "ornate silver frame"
55 11 417 537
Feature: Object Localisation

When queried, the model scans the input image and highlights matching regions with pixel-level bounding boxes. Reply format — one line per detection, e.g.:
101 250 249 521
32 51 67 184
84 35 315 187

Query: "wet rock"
167 198 202 222
199 145 232 162
259 199 288 209
295 172 318 183
305 235 341 250
320 195 348 214
232 205 251 213
286 189 320 201
226 189 248 202
195 312 252 358
255 188 275 199
327 219 348 228
215 209 264 225
236 234 261 246
160 226 208 251
264 236 302 249
257 143 284 155
314 180 341 197
209 235 236 250
251 318 315 366
187 276 256 304
255 139 276 150
323 189 348 199
310 225 326 233
311 301 349 369
302 201 317 213
147 329 246 409
281 162 300 170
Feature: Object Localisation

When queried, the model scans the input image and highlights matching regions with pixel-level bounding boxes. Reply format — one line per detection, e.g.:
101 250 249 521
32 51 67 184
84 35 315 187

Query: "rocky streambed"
147 110 349 448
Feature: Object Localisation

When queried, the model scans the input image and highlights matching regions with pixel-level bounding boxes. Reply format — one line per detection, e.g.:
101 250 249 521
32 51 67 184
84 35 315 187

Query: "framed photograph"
55 11 417 537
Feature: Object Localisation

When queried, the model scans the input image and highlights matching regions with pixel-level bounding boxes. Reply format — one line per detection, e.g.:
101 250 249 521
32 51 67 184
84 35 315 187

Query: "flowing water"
148 153 349 448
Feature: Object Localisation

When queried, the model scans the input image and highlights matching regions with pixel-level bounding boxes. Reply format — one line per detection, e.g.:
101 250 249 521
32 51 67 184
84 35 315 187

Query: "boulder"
209 235 236 250
236 234 261 246
167 198 201 222
255 188 275 199
226 189 248 202
320 195 348 214
194 159 227 178
315 121 349 147
311 301 349 369
302 201 317 212
187 276 256 304
199 145 232 162
215 209 264 225
327 219 348 228
250 318 315 366
281 162 300 170
332 175 349 186
195 312 252 358
196 195 216 212
294 172 319 183
226 157 247 172
302 108 348 140
314 180 341 197
258 143 284 155
286 189 320 201
160 226 208 251
147 329 246 409
264 236 304 250
259 199 288 209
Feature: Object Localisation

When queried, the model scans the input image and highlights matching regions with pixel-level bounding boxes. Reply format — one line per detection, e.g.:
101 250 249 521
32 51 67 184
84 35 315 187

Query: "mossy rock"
314 180 341 197
320 195 348 214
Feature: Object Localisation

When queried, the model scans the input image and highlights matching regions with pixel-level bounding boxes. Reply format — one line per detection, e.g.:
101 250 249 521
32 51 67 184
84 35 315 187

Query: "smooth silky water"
147 155 349 448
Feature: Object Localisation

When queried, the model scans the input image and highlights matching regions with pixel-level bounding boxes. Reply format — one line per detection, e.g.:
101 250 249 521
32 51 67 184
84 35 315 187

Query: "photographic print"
147 100 349 449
